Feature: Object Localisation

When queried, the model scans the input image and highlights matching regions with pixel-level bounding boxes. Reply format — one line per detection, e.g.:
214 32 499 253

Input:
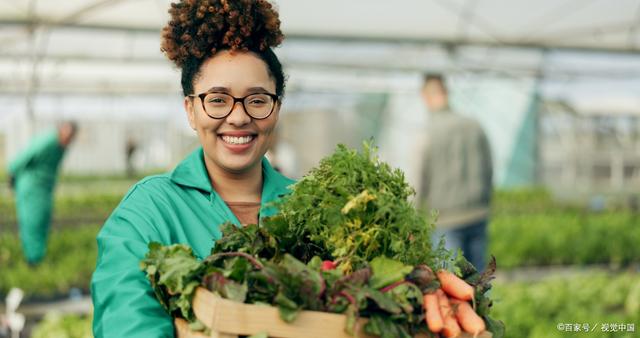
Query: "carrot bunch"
422 270 486 338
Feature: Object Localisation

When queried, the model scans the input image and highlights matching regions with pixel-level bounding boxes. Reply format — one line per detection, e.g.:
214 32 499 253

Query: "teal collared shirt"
8 129 65 193
7 129 66 263
91 148 295 338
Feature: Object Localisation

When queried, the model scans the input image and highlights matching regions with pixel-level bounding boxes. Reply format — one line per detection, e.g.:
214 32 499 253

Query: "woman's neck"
204 158 263 203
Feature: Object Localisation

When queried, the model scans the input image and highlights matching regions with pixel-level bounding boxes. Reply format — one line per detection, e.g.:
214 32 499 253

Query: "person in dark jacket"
418 74 493 270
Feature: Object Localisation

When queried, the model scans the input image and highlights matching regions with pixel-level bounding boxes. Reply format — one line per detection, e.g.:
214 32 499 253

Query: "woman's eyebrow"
245 86 271 94
203 86 272 94
205 86 230 93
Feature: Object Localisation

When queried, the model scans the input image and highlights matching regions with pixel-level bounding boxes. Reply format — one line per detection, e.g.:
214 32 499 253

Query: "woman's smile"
218 130 258 153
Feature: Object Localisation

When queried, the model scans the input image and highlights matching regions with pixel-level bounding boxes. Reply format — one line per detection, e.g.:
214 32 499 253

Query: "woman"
90 1 293 336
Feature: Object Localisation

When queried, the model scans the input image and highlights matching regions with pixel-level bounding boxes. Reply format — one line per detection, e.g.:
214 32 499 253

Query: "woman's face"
184 50 279 175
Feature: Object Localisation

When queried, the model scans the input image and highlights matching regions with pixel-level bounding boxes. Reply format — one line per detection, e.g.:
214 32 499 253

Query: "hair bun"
161 0 284 68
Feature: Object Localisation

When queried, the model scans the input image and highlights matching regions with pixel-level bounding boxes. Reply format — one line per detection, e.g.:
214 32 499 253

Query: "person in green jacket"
7 122 77 265
91 1 293 336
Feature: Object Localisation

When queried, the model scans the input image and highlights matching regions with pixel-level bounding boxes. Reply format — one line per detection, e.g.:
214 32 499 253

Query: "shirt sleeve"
91 185 175 338
418 137 433 209
7 131 59 176
478 130 493 203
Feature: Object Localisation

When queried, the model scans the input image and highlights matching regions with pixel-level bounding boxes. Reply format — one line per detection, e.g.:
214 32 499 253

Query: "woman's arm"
91 186 175 338
7 130 58 177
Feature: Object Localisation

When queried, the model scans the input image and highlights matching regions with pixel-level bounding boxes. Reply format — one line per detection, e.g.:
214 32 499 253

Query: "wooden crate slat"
193 288 374 338
175 317 239 338
186 287 493 338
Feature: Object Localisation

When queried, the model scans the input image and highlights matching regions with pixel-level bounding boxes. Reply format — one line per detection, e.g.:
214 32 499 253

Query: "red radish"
321 260 337 271
437 270 475 301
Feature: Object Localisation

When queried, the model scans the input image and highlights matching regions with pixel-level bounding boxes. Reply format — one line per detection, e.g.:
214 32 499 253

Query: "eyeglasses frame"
188 91 280 120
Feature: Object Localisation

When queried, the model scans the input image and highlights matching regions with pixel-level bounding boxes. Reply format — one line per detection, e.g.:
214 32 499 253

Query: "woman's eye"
207 97 227 104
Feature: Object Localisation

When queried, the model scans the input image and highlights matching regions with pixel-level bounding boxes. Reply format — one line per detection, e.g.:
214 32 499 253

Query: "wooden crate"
175 287 492 338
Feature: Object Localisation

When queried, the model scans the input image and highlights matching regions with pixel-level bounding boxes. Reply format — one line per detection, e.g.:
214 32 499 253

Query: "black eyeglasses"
188 92 279 120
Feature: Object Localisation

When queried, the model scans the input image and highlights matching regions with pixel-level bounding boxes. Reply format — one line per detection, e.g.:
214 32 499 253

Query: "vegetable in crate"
141 142 504 337
218 141 438 271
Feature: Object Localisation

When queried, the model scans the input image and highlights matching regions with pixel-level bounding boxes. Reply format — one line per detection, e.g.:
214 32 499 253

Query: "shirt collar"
261 155 295 205
170 147 213 192
170 147 295 203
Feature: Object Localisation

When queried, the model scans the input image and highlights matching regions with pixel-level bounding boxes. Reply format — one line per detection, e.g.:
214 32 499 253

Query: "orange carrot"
451 299 486 337
443 315 462 337
423 292 443 333
435 289 451 316
437 270 475 301
436 289 462 337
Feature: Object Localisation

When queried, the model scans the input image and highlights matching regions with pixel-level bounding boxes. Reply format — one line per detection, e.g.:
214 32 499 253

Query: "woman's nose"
225 101 252 126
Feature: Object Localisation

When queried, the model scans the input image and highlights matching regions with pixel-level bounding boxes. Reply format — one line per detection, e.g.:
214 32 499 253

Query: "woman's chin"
215 150 261 174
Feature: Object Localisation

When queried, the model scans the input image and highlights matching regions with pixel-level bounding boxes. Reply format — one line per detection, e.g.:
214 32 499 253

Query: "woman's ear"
184 96 196 130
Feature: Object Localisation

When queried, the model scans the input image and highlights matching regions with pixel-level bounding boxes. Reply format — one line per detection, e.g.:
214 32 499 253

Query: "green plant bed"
492 188 559 212
0 224 100 300
53 194 122 220
492 188 634 213
0 194 121 230
31 312 93 338
57 170 164 183
491 271 640 338
489 210 640 268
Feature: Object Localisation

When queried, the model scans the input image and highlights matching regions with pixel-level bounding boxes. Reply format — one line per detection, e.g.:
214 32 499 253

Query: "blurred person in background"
125 137 138 178
418 74 493 270
6 122 78 265
90 0 294 336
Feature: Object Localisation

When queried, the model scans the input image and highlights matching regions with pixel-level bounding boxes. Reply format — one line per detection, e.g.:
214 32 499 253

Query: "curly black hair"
161 0 286 97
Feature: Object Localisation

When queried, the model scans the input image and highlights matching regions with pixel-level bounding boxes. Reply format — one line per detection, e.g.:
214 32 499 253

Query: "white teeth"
221 135 254 145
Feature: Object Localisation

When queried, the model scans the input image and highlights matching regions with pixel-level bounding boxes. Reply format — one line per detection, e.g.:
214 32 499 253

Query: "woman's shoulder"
108 173 187 221
99 174 181 241
121 173 175 201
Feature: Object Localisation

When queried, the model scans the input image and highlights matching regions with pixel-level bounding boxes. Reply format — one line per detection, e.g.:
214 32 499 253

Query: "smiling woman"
185 52 281 190
90 1 295 337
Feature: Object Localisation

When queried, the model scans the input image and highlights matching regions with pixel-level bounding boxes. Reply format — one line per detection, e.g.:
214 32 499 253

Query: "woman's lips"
219 134 256 153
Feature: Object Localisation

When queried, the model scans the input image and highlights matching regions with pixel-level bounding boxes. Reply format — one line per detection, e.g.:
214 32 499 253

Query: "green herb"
260 141 438 271
369 256 413 289
139 243 205 322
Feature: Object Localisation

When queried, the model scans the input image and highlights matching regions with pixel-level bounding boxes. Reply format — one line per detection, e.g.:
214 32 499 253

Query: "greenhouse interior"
1 0 639 337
